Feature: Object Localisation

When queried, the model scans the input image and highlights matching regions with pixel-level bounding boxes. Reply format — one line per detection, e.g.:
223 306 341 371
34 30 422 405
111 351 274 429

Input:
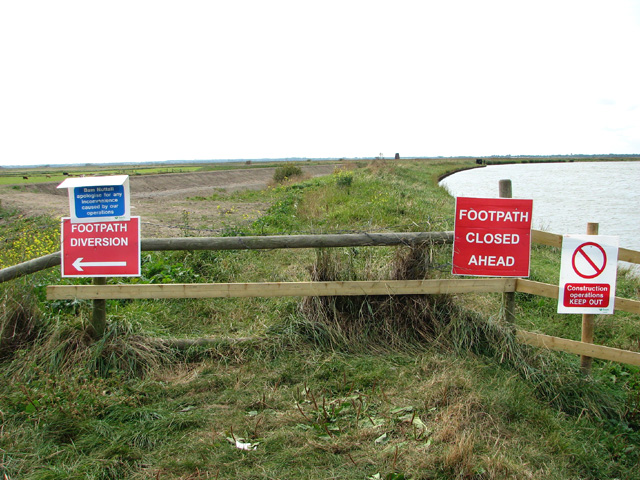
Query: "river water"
439 161 640 263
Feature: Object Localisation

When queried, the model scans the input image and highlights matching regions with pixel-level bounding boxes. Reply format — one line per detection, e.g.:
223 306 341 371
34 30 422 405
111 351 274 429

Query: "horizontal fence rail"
532 230 640 264
0 232 454 284
45 278 640 315
516 279 640 314
516 330 640 367
46 278 517 300
0 252 62 284
45 277 640 367
141 231 455 251
2 229 638 284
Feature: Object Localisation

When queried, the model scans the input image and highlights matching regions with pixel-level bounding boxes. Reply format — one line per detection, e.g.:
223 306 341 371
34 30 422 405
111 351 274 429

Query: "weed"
334 167 354 188
181 209 192 237
273 163 303 182
0 285 41 360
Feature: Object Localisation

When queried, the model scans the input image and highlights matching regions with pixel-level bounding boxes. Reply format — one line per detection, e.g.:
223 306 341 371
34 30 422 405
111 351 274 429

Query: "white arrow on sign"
73 257 127 272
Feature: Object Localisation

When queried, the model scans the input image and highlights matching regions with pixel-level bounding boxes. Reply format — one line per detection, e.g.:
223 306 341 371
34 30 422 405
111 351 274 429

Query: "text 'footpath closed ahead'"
452 197 533 277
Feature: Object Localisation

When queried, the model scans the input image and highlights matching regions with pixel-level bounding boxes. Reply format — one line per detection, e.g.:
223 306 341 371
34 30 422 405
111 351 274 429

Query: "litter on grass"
227 437 259 451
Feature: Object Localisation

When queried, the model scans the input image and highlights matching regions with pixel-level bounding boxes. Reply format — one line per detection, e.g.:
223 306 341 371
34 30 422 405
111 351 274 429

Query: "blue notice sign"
73 185 126 219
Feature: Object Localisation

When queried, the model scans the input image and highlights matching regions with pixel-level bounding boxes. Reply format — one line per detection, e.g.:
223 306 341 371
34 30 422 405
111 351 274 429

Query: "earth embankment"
0 164 337 237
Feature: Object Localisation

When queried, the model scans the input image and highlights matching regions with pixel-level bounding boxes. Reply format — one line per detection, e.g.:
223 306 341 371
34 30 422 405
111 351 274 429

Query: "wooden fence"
2 229 640 368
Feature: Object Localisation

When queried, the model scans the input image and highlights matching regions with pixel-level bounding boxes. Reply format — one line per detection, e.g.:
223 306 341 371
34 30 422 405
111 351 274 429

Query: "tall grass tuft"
0 285 42 360
2 291 176 380
440 310 624 419
300 244 466 351
299 244 625 420
38 321 175 379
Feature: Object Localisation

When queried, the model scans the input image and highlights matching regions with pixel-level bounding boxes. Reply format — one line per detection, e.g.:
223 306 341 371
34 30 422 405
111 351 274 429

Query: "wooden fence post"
498 179 512 199
91 277 107 339
580 222 599 375
499 179 516 323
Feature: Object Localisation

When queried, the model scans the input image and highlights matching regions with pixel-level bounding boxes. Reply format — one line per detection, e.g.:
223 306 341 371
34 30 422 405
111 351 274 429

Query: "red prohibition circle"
571 242 607 279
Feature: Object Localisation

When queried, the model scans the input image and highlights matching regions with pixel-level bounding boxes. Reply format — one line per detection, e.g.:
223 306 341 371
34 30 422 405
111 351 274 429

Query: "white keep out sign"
558 235 619 314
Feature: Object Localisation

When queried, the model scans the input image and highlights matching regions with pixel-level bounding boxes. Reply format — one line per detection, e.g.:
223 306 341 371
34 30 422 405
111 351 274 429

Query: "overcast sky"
1 0 639 166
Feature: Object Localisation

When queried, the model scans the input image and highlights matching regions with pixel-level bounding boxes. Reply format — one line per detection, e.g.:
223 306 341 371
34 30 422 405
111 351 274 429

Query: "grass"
1 158 639 479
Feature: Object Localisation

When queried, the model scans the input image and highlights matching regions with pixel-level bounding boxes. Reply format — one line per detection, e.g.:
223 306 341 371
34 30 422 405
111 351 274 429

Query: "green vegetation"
273 163 303 182
0 210 59 268
1 159 639 479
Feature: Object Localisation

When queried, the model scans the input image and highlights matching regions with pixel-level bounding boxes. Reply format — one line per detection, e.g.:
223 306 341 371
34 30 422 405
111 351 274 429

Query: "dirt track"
0 165 337 237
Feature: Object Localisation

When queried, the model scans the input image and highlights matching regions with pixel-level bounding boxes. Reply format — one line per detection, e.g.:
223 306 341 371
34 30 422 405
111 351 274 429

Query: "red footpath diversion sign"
452 197 533 277
61 217 141 277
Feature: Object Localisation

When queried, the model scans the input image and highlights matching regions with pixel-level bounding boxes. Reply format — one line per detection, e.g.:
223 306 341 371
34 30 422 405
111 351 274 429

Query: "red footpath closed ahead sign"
452 197 533 277
61 217 141 277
